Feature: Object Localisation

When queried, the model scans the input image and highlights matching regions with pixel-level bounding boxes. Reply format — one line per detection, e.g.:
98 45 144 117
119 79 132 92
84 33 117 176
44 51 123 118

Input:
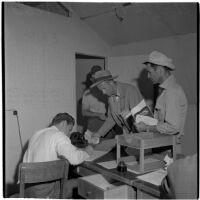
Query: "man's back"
23 126 68 162
166 154 197 199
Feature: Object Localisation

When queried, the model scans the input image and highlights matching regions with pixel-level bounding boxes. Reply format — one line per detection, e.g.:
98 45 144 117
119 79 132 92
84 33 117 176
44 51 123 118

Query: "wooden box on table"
78 174 136 199
116 132 176 173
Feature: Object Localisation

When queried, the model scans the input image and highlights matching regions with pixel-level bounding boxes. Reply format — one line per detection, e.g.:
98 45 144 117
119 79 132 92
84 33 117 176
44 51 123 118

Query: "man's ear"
60 120 66 128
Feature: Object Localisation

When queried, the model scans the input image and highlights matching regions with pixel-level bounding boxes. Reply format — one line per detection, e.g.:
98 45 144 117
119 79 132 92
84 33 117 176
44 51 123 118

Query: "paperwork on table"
136 169 167 186
98 157 161 173
98 159 137 169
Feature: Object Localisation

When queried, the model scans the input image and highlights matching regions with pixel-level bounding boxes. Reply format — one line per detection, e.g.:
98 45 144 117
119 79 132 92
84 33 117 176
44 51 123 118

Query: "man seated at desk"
135 51 188 155
23 112 94 198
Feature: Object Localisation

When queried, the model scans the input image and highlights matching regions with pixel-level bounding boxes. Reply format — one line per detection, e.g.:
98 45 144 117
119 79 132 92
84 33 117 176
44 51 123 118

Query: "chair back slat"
18 160 69 198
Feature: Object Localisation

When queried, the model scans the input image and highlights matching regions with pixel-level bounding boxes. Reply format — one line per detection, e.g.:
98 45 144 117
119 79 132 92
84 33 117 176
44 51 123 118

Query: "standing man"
91 69 143 139
23 113 93 198
135 51 188 153
82 65 107 133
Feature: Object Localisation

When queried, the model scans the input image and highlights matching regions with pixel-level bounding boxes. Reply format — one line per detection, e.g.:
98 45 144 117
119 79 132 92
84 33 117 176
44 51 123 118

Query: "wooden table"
75 147 162 199
133 179 161 199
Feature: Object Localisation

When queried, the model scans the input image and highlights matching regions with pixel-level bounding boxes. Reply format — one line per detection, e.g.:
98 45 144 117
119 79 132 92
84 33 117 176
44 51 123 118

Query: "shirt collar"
159 75 176 89
51 126 59 131
111 82 120 98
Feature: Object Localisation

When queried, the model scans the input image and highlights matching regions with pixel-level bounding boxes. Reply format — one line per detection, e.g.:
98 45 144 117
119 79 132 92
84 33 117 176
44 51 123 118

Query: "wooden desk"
75 148 162 199
76 148 137 186
133 179 161 199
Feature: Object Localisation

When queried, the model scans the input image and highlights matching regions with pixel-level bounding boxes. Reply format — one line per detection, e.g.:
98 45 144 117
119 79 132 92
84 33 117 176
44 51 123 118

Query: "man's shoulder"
166 83 186 98
83 90 94 99
41 127 67 139
168 154 197 173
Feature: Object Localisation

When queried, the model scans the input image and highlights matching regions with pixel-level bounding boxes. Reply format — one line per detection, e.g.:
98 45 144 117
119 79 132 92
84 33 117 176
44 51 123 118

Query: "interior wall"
5 3 110 196
110 33 197 105
108 55 154 102
109 33 197 156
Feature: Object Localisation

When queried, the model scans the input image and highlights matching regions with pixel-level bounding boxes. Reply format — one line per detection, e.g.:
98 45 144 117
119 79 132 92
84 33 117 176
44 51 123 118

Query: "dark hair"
48 113 75 127
70 132 88 148
90 65 102 75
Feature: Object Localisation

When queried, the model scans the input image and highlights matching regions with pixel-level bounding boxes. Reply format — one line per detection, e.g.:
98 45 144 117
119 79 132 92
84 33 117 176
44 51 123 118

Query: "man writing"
23 112 93 198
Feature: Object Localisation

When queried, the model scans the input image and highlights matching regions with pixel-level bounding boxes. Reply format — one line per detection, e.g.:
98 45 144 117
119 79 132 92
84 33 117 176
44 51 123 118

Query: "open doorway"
75 53 105 132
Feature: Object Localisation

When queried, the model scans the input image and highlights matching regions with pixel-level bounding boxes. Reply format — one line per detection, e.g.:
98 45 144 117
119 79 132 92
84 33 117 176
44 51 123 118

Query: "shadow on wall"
132 68 154 101
5 141 29 197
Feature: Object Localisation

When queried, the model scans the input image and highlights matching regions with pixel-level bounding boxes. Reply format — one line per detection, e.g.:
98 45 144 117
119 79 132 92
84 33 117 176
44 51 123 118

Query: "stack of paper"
136 169 167 186
98 160 118 169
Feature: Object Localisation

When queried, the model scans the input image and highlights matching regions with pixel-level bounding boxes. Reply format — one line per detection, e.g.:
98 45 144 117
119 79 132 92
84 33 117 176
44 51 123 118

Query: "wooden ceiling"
21 2 197 46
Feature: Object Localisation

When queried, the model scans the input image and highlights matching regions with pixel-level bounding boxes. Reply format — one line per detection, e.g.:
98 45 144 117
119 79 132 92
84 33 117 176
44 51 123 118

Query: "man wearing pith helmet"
135 51 188 154
91 69 143 139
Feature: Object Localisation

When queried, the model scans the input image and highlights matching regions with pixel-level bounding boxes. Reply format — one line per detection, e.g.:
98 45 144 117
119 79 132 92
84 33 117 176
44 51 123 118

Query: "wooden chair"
18 160 69 198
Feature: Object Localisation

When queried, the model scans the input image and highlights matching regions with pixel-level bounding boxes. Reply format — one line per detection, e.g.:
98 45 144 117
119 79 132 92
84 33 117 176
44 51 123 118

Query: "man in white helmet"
135 51 188 154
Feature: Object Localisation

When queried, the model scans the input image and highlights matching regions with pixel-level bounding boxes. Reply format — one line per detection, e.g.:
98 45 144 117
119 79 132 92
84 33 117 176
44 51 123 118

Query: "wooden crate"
116 132 176 173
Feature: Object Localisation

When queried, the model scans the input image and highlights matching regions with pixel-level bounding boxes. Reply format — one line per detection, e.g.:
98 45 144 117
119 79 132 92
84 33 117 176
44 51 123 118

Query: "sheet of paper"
143 157 160 164
80 174 114 190
85 150 108 162
126 157 160 166
98 160 118 169
98 157 160 169
137 169 167 186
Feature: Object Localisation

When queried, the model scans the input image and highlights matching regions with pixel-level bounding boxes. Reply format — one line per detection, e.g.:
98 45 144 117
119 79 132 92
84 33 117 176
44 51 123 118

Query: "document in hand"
119 99 158 131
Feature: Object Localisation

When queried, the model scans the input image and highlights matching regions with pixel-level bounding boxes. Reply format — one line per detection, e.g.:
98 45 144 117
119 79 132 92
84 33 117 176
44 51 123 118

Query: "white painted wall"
108 55 154 101
5 3 110 195
108 33 197 155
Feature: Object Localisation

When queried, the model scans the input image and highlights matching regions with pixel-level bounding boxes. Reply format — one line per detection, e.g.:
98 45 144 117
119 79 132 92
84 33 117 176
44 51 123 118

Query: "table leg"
137 189 143 199
172 136 176 160
117 143 121 164
139 140 144 172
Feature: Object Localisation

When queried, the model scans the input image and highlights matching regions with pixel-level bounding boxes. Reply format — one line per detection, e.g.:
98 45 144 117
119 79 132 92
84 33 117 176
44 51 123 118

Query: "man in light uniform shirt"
135 51 188 154
82 65 107 132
